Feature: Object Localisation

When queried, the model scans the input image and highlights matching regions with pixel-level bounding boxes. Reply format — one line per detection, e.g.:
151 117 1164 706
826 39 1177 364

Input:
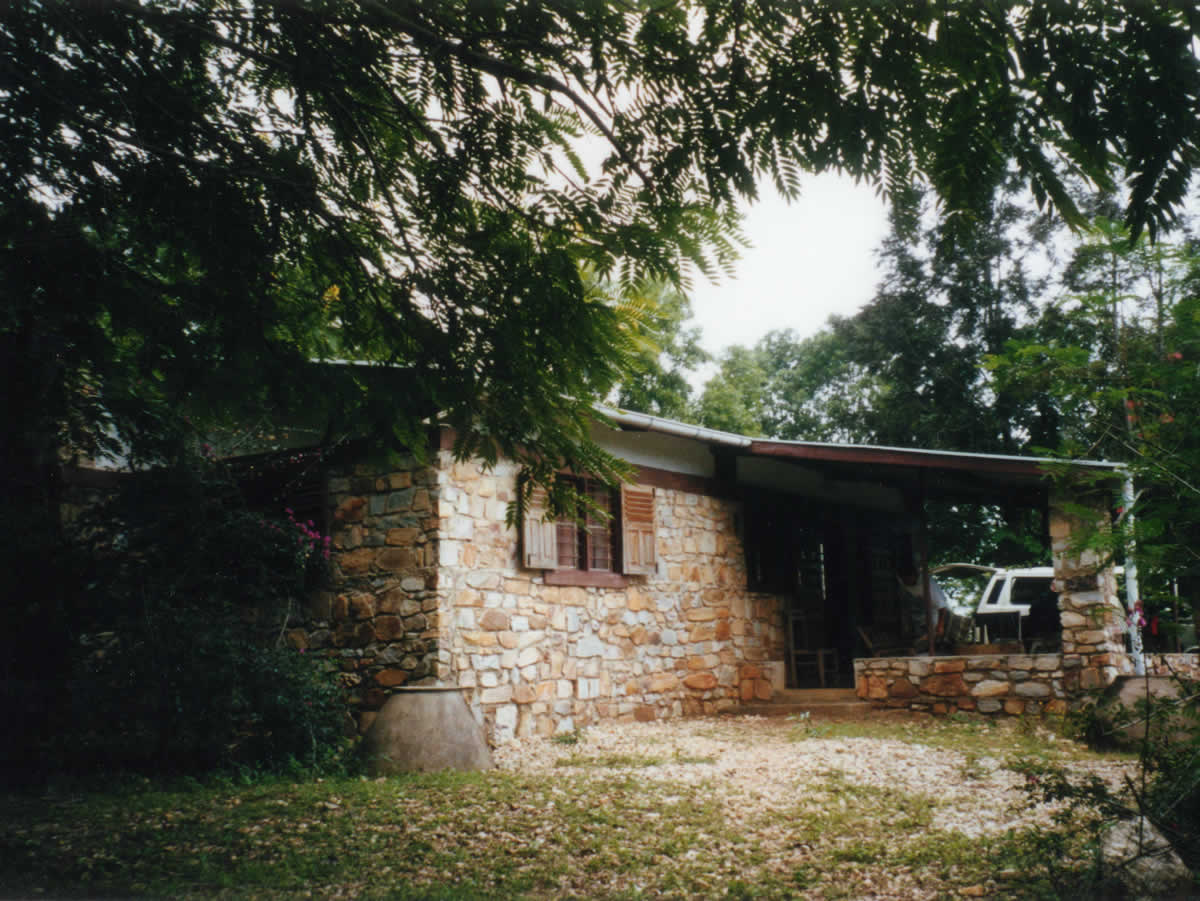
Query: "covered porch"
724 438 1131 701
722 438 1200 714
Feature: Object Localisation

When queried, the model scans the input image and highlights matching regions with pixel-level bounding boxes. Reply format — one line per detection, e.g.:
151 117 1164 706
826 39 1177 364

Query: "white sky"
686 172 891 359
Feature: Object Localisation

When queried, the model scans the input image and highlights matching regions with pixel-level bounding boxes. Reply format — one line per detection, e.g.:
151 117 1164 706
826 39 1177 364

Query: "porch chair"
787 610 839 688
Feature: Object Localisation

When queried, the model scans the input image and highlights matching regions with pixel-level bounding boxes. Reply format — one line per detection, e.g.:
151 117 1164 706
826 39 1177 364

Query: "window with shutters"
521 476 656 587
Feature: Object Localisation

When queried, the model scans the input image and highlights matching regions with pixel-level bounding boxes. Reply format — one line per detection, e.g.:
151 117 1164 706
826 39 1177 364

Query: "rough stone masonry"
292 450 787 744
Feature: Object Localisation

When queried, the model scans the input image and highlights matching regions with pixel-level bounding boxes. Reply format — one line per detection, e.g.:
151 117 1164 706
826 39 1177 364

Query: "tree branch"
360 2 654 192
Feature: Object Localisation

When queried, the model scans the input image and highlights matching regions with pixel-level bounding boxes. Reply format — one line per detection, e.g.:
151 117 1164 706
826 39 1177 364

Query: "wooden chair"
788 610 839 687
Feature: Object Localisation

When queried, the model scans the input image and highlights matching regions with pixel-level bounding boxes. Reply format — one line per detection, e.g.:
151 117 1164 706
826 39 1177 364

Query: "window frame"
548 476 620 584
521 476 656 587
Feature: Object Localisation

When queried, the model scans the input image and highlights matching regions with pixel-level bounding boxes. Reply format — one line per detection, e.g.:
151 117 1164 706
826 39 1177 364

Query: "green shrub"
59 458 347 776
1019 672 1200 880
1137 672 1200 873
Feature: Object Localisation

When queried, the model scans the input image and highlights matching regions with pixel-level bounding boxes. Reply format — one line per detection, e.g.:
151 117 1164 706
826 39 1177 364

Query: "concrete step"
776 688 857 703
728 688 875 719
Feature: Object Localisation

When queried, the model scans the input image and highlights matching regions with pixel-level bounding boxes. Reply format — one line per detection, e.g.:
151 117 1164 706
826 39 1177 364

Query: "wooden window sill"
544 570 629 588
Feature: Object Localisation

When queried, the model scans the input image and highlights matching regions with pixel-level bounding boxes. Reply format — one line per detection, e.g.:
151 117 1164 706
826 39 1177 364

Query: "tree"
5 0 1200 633
6 2 1200 507
609 279 709 422
753 329 869 443
694 183 1068 563
989 219 1200 640
695 328 879 442
696 344 770 436
712 181 1056 447
825 180 1057 454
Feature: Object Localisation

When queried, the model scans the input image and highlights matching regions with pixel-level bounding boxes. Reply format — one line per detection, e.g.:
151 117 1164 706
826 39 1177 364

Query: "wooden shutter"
620 484 656 575
522 486 559 569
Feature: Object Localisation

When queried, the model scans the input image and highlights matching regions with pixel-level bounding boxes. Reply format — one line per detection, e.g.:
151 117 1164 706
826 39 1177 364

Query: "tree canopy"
985 215 1200 633
5 0 1200 516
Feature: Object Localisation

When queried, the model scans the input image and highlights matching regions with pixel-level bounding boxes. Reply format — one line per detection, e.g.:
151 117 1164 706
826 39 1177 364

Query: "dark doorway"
744 494 915 688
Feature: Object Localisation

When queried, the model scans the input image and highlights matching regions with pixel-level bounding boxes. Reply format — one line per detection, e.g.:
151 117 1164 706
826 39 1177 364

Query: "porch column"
1049 487 1131 693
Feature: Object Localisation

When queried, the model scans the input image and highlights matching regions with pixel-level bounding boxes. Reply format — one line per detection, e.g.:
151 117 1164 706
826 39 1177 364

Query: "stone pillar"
1050 487 1131 693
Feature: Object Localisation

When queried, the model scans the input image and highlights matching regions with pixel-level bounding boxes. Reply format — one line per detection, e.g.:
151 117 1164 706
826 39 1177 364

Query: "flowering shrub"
64 458 347 775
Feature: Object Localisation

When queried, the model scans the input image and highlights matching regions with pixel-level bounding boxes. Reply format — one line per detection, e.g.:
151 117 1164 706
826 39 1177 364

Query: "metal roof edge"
594 404 1123 471
746 437 1124 471
593 404 753 449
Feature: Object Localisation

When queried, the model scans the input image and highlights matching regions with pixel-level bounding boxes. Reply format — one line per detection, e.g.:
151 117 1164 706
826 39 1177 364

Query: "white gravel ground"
494 715 1133 839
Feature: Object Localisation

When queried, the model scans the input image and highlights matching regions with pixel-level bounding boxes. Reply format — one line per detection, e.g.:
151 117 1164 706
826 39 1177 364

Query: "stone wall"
856 653 1076 715
1145 653 1200 680
290 457 445 725
292 451 788 742
435 453 787 743
855 651 1200 716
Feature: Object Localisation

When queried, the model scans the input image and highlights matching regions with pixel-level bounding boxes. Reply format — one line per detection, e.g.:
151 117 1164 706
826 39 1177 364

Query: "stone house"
275 406 1195 744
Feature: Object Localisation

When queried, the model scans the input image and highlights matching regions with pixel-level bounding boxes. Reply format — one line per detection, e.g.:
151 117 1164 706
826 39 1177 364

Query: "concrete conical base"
364 687 493 773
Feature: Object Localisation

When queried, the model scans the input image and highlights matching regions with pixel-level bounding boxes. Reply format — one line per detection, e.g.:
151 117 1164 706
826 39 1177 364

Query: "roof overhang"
597 404 1123 506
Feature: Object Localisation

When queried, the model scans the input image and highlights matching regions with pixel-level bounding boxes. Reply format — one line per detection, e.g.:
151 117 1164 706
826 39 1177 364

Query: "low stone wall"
1145 653 1200 680
855 654 1075 716
855 651 1200 716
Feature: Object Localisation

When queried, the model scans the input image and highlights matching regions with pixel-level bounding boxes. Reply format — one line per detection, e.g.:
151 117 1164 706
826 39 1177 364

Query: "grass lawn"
0 715 1136 899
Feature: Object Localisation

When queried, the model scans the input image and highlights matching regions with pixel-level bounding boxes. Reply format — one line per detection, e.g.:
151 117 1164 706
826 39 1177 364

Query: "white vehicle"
933 564 1061 649
938 563 1196 652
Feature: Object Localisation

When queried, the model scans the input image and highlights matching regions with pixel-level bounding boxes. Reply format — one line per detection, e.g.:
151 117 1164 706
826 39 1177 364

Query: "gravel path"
495 715 1133 840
